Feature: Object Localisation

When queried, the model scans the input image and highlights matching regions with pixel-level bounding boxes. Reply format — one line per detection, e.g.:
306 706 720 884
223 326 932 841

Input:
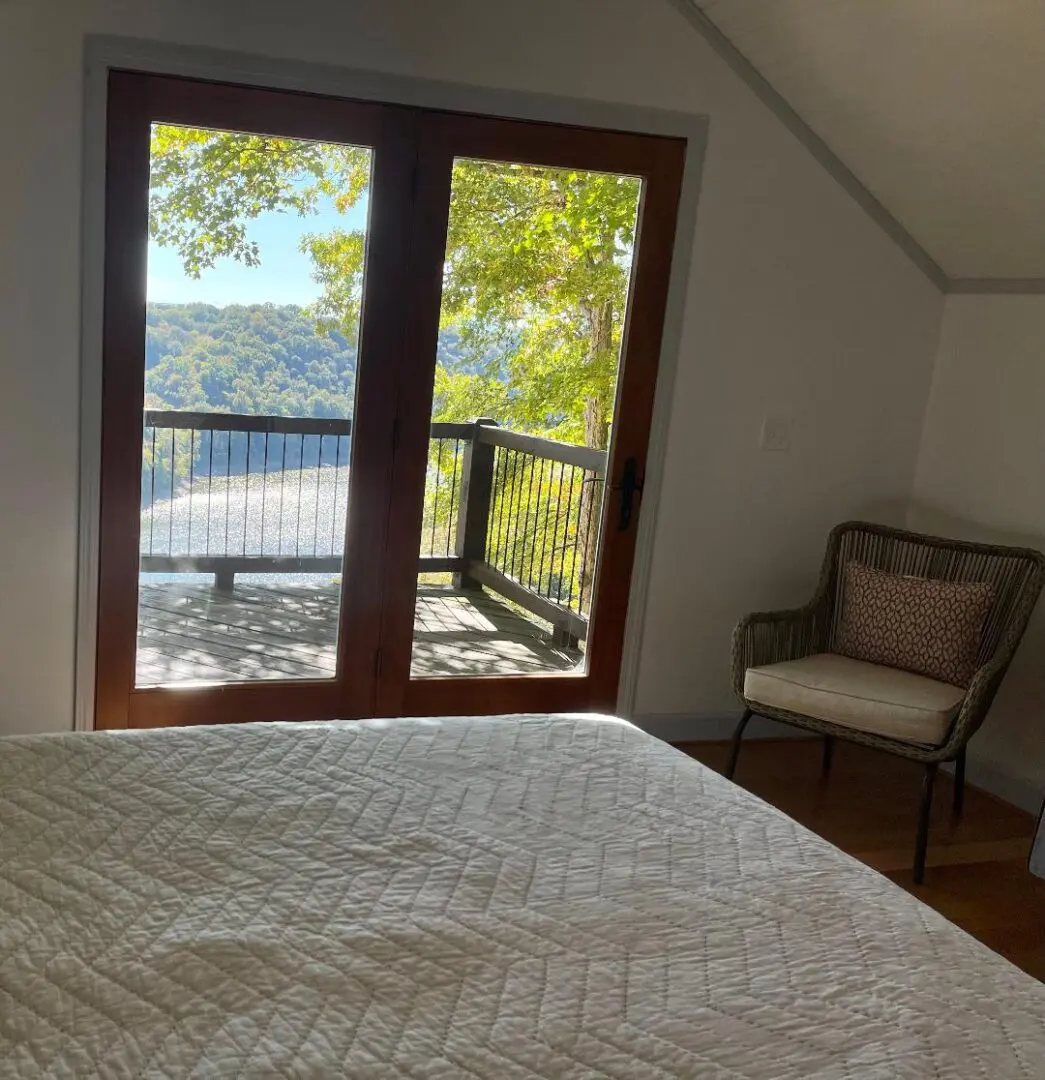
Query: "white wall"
0 0 944 735
911 295 1045 810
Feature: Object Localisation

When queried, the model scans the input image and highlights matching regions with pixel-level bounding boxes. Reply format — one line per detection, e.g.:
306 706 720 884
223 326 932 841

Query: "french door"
94 71 685 729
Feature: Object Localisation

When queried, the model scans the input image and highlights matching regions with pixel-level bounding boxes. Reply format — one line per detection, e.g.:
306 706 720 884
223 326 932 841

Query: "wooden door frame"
77 37 708 731
378 112 686 718
94 72 419 729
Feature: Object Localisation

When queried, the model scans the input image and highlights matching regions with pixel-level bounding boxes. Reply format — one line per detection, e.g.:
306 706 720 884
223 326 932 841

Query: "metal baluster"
330 434 342 557
313 434 323 557
205 429 214 555
296 434 305 557
576 473 599 615
149 427 157 555
500 450 515 577
243 431 251 556
535 457 550 597
511 451 526 582
527 456 544 590
506 450 524 582
490 448 509 569
519 451 537 585
278 434 287 555
569 470 587 614
260 432 269 556
447 439 461 557
557 466 577 603
224 431 232 555
188 428 195 555
168 428 175 556
549 462 567 600
431 440 442 557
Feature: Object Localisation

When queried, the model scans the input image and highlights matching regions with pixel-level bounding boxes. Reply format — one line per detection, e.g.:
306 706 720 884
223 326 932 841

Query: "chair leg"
725 709 752 780
953 749 966 818
913 763 938 885
821 736 834 779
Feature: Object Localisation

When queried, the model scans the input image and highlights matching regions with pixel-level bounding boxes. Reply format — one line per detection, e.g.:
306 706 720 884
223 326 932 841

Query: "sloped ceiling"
682 0 1045 285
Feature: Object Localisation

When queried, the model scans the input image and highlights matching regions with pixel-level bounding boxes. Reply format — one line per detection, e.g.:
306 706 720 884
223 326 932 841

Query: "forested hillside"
145 302 476 417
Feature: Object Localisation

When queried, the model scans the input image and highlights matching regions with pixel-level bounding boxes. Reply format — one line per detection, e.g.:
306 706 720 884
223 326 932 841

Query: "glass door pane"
136 124 372 687
410 158 643 678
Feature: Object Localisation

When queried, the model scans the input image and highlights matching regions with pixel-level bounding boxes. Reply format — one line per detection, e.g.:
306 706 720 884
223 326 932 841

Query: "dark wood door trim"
126 73 393 145
371 121 456 717
95 71 153 730
583 136 686 698
334 106 423 719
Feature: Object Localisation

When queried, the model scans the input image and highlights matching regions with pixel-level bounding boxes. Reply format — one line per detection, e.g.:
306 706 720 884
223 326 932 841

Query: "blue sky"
147 195 369 307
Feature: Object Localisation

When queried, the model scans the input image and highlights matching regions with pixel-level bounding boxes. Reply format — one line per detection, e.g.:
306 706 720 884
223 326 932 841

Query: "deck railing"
140 411 607 643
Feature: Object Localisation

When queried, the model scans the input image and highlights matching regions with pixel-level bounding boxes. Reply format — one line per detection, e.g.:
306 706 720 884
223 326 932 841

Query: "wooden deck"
136 581 582 685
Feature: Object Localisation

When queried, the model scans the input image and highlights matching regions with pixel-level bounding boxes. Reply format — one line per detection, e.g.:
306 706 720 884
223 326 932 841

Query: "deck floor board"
136 582 581 685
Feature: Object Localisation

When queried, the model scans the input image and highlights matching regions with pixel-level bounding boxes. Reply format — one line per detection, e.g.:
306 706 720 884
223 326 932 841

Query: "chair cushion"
744 653 965 746
835 561 993 686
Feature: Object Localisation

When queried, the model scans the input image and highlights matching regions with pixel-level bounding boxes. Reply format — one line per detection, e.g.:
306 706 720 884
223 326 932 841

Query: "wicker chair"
730 521 1045 883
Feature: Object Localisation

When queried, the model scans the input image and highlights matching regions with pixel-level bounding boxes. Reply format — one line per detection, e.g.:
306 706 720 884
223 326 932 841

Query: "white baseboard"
633 711 1044 817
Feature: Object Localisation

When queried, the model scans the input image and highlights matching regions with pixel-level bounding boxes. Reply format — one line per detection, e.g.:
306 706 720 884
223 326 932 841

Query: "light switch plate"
760 410 791 452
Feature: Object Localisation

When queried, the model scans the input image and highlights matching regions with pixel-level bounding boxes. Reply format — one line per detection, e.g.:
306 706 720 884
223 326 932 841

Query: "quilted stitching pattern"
2 715 1044 1077
836 561 994 686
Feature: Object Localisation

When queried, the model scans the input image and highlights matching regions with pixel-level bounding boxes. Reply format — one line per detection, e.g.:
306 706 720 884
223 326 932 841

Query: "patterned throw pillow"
835 562 994 687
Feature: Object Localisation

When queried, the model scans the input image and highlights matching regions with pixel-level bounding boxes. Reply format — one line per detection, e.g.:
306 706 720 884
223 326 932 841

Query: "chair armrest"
730 600 831 698
937 650 1012 759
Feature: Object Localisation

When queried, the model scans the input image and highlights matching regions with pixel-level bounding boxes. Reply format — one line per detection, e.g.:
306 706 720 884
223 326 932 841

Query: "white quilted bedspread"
2 715 1044 1078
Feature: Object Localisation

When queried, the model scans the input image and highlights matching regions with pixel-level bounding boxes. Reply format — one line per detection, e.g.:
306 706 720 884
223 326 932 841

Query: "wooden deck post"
454 419 498 591
552 625 581 651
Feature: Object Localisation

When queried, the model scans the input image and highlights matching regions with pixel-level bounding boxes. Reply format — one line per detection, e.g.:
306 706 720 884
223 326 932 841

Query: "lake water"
140 465 350 584
138 463 454 584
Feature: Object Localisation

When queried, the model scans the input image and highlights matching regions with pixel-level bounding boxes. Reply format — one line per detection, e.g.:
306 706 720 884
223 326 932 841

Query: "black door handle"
614 456 644 531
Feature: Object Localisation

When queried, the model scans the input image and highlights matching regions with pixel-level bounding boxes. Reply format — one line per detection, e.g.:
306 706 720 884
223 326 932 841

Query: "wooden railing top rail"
143 410 476 440
477 425 608 474
143 410 606 472
144 410 352 436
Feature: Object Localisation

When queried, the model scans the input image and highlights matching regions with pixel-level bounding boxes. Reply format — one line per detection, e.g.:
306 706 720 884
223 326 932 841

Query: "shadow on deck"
136 582 583 686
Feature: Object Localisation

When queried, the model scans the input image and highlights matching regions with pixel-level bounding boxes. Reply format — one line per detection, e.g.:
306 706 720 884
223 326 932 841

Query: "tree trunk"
576 302 613 615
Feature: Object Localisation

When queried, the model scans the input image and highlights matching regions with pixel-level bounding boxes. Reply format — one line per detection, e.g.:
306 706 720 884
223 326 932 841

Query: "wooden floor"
136 581 581 685
681 738 1045 982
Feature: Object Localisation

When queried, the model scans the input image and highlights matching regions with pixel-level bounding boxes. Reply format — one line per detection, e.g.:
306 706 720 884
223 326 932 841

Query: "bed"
2 714 1043 1077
